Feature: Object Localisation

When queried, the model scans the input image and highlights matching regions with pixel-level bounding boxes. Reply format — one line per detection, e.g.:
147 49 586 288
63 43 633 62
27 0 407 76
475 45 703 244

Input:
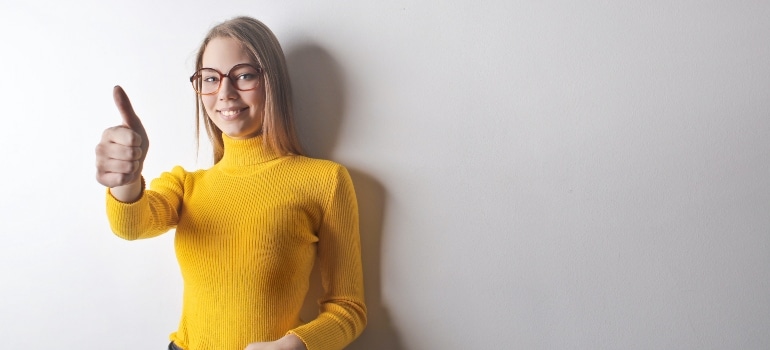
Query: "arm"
98 85 181 240
109 178 144 203
106 167 186 240
288 165 367 350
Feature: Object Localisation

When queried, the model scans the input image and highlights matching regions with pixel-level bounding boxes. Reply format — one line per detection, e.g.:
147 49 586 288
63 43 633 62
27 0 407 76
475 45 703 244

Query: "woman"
95 16 366 350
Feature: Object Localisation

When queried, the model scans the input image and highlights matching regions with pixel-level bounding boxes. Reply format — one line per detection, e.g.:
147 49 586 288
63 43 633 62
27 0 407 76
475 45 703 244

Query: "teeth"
221 109 240 117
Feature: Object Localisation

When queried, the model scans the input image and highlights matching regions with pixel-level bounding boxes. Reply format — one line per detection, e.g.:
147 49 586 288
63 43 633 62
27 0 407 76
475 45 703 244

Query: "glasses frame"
189 63 264 95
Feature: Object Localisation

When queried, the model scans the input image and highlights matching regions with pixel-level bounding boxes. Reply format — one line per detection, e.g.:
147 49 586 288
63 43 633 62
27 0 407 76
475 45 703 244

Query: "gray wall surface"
0 1 768 349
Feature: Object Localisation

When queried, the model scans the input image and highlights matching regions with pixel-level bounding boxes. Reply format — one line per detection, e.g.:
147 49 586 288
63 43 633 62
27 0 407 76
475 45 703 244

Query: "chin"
225 129 261 140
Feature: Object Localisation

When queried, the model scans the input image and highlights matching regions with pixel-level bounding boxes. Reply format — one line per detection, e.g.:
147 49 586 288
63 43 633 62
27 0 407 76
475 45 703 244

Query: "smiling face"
201 37 265 140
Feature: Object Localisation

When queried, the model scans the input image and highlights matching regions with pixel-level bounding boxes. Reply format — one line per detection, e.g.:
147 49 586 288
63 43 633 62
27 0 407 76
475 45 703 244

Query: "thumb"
113 85 144 131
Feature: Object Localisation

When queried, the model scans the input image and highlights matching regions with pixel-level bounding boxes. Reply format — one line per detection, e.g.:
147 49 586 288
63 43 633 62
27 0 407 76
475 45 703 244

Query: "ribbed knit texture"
106 135 366 350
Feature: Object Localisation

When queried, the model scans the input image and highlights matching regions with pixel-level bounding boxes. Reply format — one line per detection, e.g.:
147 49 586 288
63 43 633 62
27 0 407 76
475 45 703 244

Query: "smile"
218 108 248 119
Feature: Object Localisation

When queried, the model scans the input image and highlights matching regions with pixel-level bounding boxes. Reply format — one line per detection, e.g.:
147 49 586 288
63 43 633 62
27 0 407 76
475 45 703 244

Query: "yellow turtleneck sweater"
106 135 366 350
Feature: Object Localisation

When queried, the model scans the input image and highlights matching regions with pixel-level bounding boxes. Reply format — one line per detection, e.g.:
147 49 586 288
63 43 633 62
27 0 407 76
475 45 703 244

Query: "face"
201 37 265 140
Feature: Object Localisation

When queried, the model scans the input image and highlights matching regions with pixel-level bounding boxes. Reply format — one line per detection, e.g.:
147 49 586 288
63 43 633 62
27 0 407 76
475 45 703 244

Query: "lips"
217 107 248 120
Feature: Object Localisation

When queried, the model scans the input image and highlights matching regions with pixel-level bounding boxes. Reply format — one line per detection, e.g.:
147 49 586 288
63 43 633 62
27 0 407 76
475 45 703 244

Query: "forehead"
202 37 252 70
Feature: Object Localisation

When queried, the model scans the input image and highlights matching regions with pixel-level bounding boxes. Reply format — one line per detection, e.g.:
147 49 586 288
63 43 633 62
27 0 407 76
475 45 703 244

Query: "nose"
217 76 239 100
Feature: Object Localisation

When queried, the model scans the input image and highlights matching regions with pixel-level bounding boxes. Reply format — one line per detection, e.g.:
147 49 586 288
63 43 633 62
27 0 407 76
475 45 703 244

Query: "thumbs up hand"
95 86 150 202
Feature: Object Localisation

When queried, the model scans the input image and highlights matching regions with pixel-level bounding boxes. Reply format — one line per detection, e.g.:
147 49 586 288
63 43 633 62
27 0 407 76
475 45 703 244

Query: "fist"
95 86 149 188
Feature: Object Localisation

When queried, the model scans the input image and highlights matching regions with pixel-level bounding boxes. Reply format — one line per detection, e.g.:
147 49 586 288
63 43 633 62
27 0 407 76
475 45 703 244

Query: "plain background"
1 1 769 349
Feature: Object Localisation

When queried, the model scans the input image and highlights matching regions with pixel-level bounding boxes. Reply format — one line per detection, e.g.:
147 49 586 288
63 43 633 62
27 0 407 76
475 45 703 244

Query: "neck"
218 134 280 167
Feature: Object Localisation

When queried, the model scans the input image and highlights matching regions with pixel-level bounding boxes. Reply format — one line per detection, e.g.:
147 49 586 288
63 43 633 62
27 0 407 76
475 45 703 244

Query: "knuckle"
102 126 121 140
96 172 114 187
95 143 106 155
113 173 133 187
129 147 143 160
122 172 138 185
127 132 142 146
125 160 137 173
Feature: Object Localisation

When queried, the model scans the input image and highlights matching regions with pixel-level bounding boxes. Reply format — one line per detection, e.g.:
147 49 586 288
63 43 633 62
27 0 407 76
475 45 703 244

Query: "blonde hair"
194 16 303 163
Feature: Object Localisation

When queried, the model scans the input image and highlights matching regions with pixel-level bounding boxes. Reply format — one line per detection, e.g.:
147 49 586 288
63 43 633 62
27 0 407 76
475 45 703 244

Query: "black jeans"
168 342 183 350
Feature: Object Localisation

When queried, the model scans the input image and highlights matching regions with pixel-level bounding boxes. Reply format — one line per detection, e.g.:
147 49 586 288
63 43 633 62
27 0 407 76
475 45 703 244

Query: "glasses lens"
229 65 261 92
191 68 220 95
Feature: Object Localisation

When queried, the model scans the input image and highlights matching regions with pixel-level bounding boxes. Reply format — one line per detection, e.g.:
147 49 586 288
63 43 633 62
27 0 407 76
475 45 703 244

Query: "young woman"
95 16 366 350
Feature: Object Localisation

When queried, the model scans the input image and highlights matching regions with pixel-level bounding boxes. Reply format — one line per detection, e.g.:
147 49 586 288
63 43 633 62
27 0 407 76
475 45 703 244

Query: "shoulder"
150 165 208 187
157 165 205 180
284 156 350 179
280 156 355 194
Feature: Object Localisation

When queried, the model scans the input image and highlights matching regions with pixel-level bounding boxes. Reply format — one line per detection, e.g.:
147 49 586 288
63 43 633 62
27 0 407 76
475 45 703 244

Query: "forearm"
289 299 367 350
106 167 186 240
108 177 144 203
106 187 177 240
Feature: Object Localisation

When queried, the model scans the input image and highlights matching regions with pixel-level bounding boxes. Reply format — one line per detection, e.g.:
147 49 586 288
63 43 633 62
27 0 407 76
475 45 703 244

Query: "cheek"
242 91 265 107
201 96 217 113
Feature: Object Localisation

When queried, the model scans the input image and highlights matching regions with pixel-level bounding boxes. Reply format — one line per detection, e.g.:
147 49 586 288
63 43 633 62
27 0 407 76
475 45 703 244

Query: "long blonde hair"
194 16 303 163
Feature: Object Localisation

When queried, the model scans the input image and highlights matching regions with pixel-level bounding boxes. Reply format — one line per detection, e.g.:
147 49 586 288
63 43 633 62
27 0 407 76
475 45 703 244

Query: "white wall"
1 1 768 349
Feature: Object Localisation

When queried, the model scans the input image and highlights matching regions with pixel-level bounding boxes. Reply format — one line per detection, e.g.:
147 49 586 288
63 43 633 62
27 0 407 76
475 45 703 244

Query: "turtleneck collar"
218 134 281 168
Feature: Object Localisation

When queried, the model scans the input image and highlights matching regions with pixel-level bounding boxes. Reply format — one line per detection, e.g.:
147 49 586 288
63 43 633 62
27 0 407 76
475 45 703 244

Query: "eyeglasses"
189 63 263 95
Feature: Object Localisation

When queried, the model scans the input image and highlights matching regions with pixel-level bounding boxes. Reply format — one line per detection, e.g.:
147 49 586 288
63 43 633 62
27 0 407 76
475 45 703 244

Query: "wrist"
281 333 307 350
109 176 145 203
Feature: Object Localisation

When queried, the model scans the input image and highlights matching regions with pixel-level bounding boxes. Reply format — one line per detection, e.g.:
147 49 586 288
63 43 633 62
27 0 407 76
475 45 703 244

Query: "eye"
203 75 220 83
236 73 256 81
231 65 260 81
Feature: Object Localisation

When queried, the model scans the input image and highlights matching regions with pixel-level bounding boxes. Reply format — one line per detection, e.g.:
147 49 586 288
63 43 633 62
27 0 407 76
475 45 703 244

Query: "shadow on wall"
287 42 403 350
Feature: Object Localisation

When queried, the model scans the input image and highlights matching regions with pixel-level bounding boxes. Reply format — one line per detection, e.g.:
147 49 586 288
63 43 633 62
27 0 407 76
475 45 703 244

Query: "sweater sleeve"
105 166 186 240
288 165 367 350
